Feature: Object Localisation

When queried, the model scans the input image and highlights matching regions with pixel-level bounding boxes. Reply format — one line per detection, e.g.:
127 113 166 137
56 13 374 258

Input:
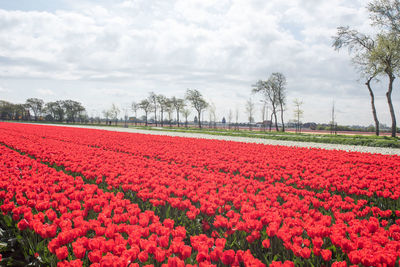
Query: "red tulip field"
0 122 400 266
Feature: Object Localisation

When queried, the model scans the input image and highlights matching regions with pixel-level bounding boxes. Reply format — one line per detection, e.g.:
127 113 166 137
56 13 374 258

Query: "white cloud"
36 88 55 96
0 84 10 92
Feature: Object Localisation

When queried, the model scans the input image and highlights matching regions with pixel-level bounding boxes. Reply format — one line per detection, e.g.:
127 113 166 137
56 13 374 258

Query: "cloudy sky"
0 0 398 126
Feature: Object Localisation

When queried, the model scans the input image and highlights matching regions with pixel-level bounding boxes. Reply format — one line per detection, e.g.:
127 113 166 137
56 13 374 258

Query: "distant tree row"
2 79 293 131
0 98 87 123
125 89 208 128
128 73 290 132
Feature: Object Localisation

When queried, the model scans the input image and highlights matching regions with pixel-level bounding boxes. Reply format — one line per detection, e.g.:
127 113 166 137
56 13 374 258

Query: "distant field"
7 120 400 149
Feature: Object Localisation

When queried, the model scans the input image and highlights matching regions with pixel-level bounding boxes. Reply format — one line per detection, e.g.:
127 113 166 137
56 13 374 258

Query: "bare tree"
253 79 279 131
131 101 139 126
333 26 381 135
368 1 400 137
228 109 233 130
181 108 191 128
165 98 174 127
235 107 239 130
102 109 111 125
185 89 208 128
148 92 158 126
212 105 217 129
271 73 287 132
334 1 400 137
208 109 212 128
208 102 216 128
370 33 400 137
171 97 185 127
261 101 267 132
246 98 255 131
330 101 337 135
123 107 129 127
139 99 152 126
156 95 168 127
109 103 120 126
293 98 304 133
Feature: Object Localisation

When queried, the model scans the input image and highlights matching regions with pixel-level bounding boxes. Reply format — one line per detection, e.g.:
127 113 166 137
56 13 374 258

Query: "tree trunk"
145 112 148 126
272 105 279 131
269 113 273 131
280 103 285 132
386 73 396 137
160 110 164 127
366 78 380 136
176 110 180 127
198 110 202 128
154 106 157 127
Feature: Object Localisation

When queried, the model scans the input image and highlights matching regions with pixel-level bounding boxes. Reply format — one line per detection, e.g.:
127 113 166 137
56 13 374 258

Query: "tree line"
1 76 292 130
333 0 400 137
103 76 289 130
0 98 86 123
117 89 209 128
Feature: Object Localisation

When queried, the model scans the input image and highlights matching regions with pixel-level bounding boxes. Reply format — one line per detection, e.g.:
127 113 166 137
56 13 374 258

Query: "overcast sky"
0 0 399 126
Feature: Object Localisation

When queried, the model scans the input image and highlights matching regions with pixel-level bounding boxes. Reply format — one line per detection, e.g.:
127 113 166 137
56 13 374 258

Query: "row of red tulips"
7 123 399 201
0 123 399 266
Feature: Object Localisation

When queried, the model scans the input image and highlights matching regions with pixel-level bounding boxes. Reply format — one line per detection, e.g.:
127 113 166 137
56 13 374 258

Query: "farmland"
0 122 400 266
